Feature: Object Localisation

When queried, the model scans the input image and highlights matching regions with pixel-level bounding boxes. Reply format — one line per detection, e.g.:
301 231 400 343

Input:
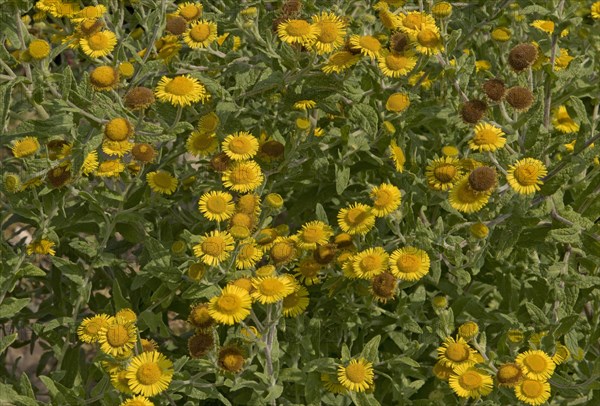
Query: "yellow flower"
82 151 99 175
251 276 295 304
295 220 333 250
102 140 133 157
475 60 491 72
186 131 218 156
111 369 133 393
378 50 417 77
269 236 297 265
207 285 252 325
80 30 117 58
433 360 454 380
470 123 506 152
349 34 382 59
507 158 547 195
496 363 524 387
385 93 410 113
470 222 489 239
412 25 443 55
552 343 570 365
370 183 401 217
458 321 479 340
26 239 56 256
188 302 215 330
177 2 203 21
593 2 600 19
118 62 135 78
222 160 264 193
235 238 263 269
337 358 374 392
389 246 430 281
11 136 40 158
554 48 574 71
437 336 477 369
277 19 319 46
119 396 154 406
77 314 113 343
97 318 137 357
426 156 462 191
449 176 491 213
96 160 125 177
294 258 322 285
322 51 361 74
198 191 235 222
146 171 178 195
491 27 511 42
399 12 436 37
515 350 556 381
89 65 119 91
218 345 245 373
514 379 551 405
28 39 51 59
552 105 579 133
222 131 259 160
282 285 309 317
310 12 346 54
293 99 317 110
184 20 217 49
389 140 405 172
155 75 210 107
408 71 432 89
531 20 554 34
126 351 173 397
431 2 452 18
352 247 389 279
3 173 21 193
193 230 235 266
449 364 493 398
321 373 347 394
337 203 376 235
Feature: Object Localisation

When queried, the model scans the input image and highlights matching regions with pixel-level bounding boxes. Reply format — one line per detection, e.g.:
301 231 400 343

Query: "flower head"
277 19 319 45
310 12 346 54
218 345 245 373
507 158 547 195
198 191 235 222
222 132 259 161
370 183 401 217
349 35 382 59
378 50 417 77
389 140 405 172
449 364 493 398
389 246 430 281
222 160 264 193
184 20 217 48
426 156 463 191
207 285 252 325
125 351 173 397
322 51 361 74
80 30 116 58
337 358 374 392
77 314 113 343
515 350 556 381
449 176 491 213
470 123 506 152
12 137 40 158
295 220 332 250
146 171 178 195
437 336 477 369
496 363 523 387
352 247 389 279
552 105 579 133
98 318 137 357
193 230 235 266
89 65 119 91
155 75 210 107
514 379 551 405
251 276 295 304
337 203 375 235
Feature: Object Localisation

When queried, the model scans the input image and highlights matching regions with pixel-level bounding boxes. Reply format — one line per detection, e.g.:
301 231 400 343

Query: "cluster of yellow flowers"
77 309 173 406
434 322 569 405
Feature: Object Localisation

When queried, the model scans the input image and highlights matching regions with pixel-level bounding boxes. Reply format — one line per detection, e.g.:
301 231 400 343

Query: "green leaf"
17 264 46 277
349 103 378 135
0 333 17 354
113 279 131 310
361 335 381 363
335 165 350 195
525 302 549 324
0 297 30 319
552 314 580 338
